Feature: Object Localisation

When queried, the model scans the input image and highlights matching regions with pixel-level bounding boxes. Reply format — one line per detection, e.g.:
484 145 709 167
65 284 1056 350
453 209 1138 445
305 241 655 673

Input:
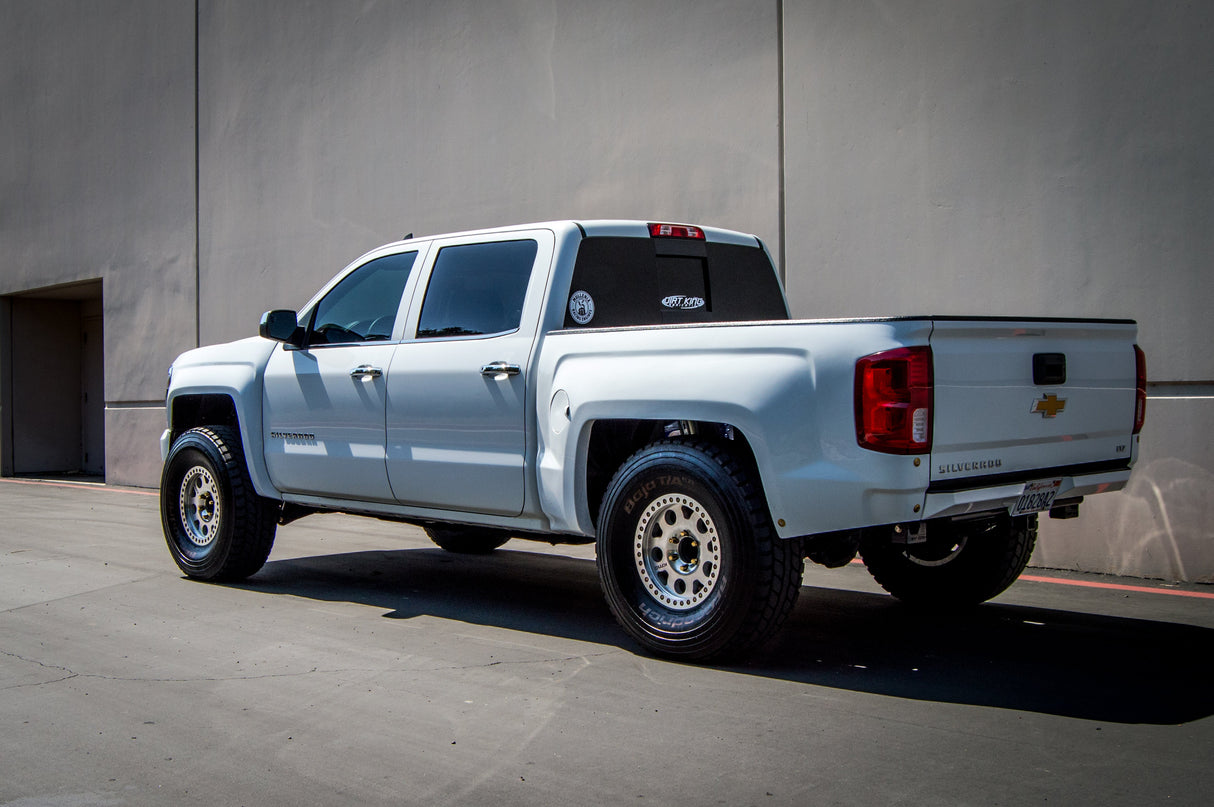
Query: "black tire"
596 440 803 662
424 524 511 554
160 426 278 581
859 514 1037 607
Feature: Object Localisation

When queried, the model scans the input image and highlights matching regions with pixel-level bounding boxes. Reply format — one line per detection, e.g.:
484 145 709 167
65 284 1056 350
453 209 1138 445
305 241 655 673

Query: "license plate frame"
1012 478 1063 517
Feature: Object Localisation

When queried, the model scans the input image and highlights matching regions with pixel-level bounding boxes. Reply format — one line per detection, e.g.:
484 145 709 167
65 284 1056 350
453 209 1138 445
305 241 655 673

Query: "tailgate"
929 318 1139 490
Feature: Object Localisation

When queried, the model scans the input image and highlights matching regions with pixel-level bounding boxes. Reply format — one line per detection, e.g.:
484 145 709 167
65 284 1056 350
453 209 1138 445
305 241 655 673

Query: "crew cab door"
386 230 553 516
262 249 420 502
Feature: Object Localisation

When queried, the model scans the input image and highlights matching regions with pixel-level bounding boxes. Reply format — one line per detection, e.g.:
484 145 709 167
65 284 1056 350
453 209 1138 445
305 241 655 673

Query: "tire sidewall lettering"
611 466 732 631
622 473 696 515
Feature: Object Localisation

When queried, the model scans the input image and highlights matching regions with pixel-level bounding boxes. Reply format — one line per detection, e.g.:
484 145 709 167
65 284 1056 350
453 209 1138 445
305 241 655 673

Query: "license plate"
1012 478 1062 516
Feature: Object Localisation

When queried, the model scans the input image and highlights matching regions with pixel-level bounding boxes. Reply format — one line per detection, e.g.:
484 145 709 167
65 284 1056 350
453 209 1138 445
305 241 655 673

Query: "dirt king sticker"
661 295 705 310
569 290 595 325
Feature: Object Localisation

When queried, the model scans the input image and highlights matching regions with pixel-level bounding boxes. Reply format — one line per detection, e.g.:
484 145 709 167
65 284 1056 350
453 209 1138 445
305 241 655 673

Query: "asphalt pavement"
2 477 1211 806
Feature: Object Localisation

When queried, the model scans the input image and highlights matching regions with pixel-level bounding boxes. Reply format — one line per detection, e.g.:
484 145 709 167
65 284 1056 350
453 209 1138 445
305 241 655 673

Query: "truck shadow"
237 547 1214 726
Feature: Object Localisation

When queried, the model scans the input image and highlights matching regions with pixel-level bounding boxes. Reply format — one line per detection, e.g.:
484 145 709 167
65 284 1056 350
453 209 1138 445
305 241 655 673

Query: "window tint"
417 240 538 338
563 237 787 328
308 251 417 346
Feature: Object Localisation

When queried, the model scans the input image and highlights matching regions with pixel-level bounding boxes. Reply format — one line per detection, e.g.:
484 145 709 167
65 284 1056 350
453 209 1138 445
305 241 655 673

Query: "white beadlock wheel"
160 426 278 581
597 440 803 662
179 465 222 548
634 493 722 610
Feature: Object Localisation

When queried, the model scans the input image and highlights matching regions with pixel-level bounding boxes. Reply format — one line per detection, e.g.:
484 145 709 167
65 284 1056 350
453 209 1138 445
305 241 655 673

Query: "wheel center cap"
669 531 700 574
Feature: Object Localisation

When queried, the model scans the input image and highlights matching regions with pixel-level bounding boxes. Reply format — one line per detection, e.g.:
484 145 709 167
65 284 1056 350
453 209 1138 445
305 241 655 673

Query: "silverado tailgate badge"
1031 393 1066 418
661 295 705 310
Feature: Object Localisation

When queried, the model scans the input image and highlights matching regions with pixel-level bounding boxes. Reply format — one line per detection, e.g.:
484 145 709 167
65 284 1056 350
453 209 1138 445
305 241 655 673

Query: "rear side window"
563 237 787 329
417 240 538 338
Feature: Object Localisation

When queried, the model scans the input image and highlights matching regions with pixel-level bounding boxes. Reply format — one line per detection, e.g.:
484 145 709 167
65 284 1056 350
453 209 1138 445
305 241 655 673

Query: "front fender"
164 337 281 500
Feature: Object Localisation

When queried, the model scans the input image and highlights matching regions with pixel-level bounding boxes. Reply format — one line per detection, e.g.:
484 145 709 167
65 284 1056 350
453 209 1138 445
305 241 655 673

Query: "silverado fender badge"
1031 393 1066 418
568 290 595 325
661 295 705 310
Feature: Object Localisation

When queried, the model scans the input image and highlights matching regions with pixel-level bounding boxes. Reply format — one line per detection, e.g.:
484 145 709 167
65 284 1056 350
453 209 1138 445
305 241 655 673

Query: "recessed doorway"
1 280 104 480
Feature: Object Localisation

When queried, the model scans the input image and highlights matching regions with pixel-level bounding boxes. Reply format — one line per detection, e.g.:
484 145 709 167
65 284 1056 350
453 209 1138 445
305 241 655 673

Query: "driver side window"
307 251 417 346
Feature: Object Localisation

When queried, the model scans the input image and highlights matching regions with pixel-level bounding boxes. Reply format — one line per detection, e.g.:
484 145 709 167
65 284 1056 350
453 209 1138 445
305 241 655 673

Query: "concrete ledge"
104 405 167 489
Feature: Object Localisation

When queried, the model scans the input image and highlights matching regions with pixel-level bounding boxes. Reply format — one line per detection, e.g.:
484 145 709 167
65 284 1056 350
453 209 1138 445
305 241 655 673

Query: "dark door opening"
1 280 104 480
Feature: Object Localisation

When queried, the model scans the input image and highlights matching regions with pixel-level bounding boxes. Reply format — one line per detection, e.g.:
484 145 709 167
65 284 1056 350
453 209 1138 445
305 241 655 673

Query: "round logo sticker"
569 290 595 325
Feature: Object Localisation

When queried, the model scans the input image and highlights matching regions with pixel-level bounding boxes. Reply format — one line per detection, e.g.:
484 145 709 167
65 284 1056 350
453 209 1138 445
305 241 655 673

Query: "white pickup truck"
160 220 1146 661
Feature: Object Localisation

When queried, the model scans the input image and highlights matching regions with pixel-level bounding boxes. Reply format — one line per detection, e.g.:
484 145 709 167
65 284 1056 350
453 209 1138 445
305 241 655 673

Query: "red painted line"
1019 574 1214 600
0 477 158 497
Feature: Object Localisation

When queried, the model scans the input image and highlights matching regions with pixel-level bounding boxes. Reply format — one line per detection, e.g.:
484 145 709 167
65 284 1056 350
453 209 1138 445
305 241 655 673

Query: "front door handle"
350 365 383 380
481 361 521 378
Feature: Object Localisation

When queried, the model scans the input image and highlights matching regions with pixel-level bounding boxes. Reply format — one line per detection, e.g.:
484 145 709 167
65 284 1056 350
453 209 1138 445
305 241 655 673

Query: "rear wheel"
424 524 511 554
596 440 802 662
160 426 278 581
860 514 1037 607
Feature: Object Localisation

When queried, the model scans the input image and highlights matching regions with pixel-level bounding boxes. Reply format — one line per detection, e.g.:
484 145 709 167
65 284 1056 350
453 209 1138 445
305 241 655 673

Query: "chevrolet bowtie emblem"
1031 393 1067 418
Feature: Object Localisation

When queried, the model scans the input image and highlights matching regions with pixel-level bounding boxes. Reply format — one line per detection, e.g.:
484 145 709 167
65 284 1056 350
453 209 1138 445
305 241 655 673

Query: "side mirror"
259 310 302 345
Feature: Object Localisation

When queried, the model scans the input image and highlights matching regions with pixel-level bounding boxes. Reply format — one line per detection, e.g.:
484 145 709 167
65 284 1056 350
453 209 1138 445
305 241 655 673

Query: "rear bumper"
921 467 1132 521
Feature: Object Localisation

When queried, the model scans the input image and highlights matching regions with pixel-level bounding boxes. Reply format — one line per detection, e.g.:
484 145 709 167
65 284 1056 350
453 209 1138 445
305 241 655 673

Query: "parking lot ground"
2 478 1212 806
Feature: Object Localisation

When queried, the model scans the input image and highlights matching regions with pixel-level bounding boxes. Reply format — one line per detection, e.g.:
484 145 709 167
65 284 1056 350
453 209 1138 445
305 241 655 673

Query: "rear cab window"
563 234 788 329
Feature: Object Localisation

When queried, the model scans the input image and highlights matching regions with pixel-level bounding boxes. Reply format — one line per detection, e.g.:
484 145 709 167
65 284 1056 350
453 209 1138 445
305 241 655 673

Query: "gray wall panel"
2 1 1209 578
0 0 198 403
198 0 781 342
782 0 1213 383
0 0 198 485
784 0 1213 579
104 406 169 489
1035 397 1214 583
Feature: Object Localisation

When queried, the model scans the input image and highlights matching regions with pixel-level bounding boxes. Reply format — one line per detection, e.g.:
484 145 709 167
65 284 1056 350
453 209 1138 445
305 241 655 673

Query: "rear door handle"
481 361 521 378
350 365 383 380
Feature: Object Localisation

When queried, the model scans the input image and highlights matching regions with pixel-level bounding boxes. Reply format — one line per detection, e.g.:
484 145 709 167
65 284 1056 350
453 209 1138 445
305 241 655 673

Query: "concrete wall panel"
198 0 781 342
784 0 1213 580
1035 398 1214 583
104 406 168 490
0 0 198 485
2 1 1211 578
782 0 1214 383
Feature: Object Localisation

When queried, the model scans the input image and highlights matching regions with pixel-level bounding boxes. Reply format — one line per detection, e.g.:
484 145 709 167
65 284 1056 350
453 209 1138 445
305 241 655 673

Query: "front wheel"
596 441 802 662
160 426 278 581
860 514 1037 607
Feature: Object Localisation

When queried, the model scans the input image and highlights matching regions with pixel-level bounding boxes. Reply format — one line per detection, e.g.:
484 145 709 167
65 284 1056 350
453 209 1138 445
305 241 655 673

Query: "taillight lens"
855 346 933 454
648 222 705 239
1133 344 1147 435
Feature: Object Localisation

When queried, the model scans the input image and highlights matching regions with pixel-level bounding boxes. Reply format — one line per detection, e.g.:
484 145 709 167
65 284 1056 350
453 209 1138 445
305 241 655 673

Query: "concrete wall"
1 0 1210 579
198 0 781 343
783 0 1214 581
0 0 197 486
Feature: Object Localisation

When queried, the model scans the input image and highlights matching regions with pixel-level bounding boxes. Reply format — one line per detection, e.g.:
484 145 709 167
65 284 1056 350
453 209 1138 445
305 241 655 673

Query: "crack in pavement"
0 647 615 690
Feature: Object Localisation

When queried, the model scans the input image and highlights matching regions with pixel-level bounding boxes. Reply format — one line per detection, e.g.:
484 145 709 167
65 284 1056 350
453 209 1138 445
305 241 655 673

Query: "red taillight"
648 222 705 239
855 346 933 454
1133 344 1147 435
